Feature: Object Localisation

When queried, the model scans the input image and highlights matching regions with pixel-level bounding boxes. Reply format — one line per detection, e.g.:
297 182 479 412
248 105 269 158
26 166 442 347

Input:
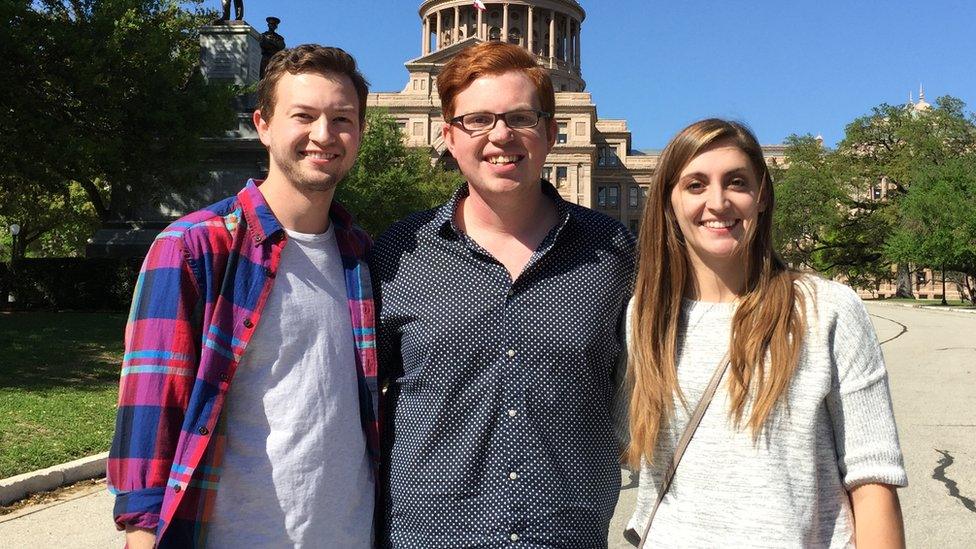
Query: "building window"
597 186 619 208
557 123 568 144
629 220 639 235
397 122 407 136
629 186 640 208
488 26 501 40
541 166 552 182
556 166 568 188
598 146 619 167
641 186 649 202
508 28 522 44
916 271 927 285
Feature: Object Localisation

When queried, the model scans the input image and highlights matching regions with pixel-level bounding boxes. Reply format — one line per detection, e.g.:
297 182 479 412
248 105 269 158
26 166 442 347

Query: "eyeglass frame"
448 109 553 133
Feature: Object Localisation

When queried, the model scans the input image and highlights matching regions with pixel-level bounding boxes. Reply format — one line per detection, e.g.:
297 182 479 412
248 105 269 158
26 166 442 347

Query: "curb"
864 300 976 317
0 452 108 506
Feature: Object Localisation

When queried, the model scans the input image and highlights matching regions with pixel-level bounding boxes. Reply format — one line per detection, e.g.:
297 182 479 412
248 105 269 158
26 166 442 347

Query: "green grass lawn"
867 297 975 308
0 311 125 479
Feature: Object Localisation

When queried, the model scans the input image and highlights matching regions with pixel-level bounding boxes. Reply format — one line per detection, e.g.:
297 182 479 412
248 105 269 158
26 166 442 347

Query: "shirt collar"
237 179 355 244
436 179 572 239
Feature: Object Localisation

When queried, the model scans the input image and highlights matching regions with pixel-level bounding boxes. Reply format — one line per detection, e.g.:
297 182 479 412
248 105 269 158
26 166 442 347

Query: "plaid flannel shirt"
107 180 379 548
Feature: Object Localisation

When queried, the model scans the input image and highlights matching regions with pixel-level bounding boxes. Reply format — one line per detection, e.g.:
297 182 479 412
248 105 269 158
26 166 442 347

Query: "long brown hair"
625 118 806 467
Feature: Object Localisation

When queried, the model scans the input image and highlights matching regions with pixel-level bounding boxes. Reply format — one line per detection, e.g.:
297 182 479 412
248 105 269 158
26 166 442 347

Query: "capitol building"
366 0 785 234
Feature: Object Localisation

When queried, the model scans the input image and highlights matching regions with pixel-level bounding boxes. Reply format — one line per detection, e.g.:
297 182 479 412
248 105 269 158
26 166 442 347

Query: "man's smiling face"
443 70 556 197
256 71 362 194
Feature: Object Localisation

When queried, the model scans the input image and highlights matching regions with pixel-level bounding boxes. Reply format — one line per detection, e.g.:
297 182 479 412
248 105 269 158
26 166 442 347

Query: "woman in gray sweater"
625 118 907 547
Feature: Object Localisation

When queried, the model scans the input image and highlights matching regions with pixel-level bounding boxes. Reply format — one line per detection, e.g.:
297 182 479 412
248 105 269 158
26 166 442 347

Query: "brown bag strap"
636 359 729 549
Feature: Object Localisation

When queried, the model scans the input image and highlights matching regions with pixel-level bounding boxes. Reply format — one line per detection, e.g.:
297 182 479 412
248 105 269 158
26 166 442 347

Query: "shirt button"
219 373 229 382
509 471 518 480
510 533 519 541
508 409 517 417
198 426 209 435
173 484 181 493
243 319 254 328
506 349 515 357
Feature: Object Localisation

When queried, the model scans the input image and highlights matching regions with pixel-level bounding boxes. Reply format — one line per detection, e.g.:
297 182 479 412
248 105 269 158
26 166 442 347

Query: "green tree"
832 96 976 296
771 134 845 269
0 0 236 255
886 157 976 304
336 110 463 236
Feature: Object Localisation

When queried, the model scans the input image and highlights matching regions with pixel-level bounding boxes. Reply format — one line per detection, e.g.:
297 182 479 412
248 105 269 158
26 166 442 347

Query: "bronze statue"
260 17 286 78
261 17 285 78
220 0 243 21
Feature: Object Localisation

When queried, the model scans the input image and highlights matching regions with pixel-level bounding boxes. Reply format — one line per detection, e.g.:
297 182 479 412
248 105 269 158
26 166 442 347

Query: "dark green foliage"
336 110 464 236
0 0 237 257
9 257 142 310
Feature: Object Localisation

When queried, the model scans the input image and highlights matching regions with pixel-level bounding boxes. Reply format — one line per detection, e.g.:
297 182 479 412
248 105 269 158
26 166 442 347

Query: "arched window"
488 26 501 41
508 28 522 45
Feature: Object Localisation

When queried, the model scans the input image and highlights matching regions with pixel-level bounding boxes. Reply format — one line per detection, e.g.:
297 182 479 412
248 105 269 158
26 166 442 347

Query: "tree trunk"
941 267 947 306
894 263 914 299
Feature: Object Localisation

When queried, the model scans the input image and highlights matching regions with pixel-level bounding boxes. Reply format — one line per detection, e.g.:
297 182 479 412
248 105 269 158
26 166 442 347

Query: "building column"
574 21 581 68
527 6 534 53
422 15 429 55
436 9 442 50
477 5 483 39
548 10 555 62
564 15 571 63
502 3 509 42
453 6 459 43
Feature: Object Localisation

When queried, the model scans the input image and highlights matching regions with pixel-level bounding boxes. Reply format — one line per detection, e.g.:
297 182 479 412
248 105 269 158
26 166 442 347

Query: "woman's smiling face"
670 139 764 271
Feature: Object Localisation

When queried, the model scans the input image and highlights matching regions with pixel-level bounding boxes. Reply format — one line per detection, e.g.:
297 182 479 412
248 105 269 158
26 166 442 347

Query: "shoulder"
796 275 867 322
370 207 442 260
565 203 636 254
148 194 241 262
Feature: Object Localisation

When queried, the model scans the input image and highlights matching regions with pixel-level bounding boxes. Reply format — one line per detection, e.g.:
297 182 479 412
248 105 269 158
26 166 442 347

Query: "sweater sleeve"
823 282 908 489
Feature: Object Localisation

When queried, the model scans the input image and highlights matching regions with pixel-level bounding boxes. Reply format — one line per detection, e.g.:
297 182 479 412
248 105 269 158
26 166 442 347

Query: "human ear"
254 110 271 147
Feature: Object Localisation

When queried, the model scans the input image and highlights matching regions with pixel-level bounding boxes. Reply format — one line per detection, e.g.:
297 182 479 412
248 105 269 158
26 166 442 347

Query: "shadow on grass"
0 311 127 391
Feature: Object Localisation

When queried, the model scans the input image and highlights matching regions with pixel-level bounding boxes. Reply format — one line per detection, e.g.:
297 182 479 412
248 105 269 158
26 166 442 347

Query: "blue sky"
233 0 976 149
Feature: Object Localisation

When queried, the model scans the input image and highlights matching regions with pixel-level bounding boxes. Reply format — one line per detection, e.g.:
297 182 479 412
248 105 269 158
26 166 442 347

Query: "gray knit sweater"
626 276 908 548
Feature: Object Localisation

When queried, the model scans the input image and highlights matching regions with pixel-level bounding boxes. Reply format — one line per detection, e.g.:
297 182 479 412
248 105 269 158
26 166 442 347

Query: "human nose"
309 117 336 144
704 183 729 210
487 116 514 143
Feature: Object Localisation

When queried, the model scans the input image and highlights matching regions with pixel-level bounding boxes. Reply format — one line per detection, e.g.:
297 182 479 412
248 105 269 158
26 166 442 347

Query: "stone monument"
86 15 279 257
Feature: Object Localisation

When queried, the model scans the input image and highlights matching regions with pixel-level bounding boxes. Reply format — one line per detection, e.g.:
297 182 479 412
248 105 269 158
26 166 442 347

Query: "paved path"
1 303 973 547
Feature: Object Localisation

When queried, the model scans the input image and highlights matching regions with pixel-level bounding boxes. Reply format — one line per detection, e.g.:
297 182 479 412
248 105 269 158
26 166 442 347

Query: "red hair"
437 41 555 121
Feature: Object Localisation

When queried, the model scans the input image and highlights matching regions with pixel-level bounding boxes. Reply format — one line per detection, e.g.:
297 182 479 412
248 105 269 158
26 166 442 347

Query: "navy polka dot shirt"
370 182 636 548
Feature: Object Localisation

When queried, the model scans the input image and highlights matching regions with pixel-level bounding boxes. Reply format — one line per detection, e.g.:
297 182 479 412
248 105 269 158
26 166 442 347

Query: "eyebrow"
289 104 357 112
681 167 753 179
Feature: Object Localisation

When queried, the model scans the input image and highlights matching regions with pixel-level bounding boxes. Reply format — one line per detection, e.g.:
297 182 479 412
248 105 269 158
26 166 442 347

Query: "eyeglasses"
450 110 551 132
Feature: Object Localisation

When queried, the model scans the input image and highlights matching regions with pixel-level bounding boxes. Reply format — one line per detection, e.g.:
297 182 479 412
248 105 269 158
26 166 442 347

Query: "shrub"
9 258 142 311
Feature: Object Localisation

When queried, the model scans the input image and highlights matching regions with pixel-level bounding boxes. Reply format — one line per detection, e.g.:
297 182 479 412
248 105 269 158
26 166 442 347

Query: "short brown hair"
256 44 369 124
436 41 555 122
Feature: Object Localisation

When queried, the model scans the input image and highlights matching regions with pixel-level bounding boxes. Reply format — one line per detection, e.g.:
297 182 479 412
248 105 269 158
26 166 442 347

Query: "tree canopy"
775 95 976 300
1 0 236 258
336 110 463 236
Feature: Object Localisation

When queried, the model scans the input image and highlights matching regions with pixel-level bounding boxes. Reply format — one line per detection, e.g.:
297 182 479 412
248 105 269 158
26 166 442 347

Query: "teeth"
486 155 520 164
305 152 338 160
702 219 736 229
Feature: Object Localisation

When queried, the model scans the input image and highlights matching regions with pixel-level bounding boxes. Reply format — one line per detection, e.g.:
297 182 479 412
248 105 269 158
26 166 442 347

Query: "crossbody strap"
636 358 730 549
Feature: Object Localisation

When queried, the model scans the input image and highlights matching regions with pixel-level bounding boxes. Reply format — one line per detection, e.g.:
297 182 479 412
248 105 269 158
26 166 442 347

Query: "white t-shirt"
208 226 374 548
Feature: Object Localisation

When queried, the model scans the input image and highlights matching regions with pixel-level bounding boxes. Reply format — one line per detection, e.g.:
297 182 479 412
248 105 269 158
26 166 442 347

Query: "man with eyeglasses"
370 41 635 547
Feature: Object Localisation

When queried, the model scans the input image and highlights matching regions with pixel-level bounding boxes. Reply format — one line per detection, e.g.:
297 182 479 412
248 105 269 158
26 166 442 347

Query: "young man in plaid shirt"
108 45 379 548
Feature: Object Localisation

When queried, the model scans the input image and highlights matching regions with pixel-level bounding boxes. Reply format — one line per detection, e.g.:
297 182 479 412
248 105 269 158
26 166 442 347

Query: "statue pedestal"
199 22 261 86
